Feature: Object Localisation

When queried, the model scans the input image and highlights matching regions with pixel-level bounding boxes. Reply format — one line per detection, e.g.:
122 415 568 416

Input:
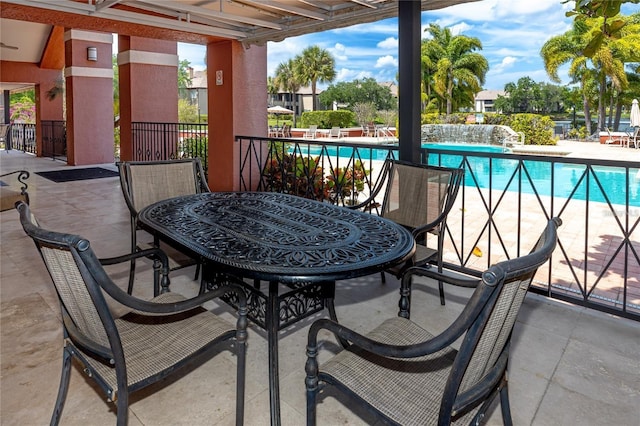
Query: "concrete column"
117 37 178 161
64 29 114 165
206 41 267 191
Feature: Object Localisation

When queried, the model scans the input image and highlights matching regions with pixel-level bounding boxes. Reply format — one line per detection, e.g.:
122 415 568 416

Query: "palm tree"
422 24 488 116
542 12 639 134
541 22 597 135
294 45 336 111
274 59 301 126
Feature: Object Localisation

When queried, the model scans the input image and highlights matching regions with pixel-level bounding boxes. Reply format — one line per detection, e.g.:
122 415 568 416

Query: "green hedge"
300 110 355 128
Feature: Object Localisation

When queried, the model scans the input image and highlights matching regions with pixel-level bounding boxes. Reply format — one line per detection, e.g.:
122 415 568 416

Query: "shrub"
262 152 370 205
300 110 354 128
508 114 555 146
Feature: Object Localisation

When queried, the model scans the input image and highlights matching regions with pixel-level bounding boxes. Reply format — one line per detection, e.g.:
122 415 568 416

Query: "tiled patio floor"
1 149 639 425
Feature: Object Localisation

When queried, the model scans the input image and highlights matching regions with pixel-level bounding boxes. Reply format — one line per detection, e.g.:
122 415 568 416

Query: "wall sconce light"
87 47 98 61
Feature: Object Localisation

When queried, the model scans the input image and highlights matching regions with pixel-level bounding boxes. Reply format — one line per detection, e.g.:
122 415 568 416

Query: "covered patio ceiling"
1 0 478 46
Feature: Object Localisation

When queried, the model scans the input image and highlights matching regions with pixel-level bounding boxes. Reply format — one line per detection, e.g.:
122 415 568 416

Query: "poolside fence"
236 135 640 321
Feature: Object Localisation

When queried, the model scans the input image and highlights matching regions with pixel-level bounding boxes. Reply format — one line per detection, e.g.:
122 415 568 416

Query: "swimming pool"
289 143 640 206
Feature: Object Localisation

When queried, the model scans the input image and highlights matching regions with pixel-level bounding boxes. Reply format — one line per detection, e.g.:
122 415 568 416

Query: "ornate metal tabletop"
138 191 415 283
138 191 415 426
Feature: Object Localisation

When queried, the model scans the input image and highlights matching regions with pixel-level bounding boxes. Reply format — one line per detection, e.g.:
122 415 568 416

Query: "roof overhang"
1 0 480 46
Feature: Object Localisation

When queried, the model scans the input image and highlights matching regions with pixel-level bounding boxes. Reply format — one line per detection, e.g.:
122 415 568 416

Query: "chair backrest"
443 218 561 421
118 158 209 215
15 202 117 360
381 160 464 233
329 127 340 137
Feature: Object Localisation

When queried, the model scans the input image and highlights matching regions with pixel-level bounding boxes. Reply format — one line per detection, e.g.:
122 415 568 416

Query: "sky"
177 0 638 92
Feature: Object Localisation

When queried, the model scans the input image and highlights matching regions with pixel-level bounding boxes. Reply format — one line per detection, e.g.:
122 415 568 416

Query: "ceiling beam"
132 0 283 30
93 0 123 13
241 0 327 21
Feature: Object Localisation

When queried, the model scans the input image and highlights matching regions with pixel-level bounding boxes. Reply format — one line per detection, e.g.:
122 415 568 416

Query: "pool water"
429 154 640 207
291 143 640 206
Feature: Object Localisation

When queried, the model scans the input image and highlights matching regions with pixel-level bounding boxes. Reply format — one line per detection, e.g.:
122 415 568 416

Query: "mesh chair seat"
321 317 460 425
85 292 236 393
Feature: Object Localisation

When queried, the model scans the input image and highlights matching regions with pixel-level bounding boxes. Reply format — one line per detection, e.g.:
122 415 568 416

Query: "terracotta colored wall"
207 41 267 191
64 31 114 165
0 61 64 121
118 36 178 161
0 61 64 155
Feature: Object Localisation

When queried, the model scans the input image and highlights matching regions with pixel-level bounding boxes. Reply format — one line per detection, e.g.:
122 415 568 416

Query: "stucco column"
117 37 178 161
64 29 114 165
206 41 266 191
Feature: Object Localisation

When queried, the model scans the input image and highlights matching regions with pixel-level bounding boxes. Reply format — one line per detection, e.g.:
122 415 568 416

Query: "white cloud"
493 56 517 72
375 55 397 68
449 22 472 35
377 37 398 49
334 68 372 83
329 43 348 61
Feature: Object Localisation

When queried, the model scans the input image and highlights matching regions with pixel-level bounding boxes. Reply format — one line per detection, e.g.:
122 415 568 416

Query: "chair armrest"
100 247 170 296
307 315 466 360
402 265 481 289
99 246 169 267
99 271 247 316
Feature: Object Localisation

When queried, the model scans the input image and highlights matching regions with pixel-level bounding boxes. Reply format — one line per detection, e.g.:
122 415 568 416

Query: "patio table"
137 191 415 425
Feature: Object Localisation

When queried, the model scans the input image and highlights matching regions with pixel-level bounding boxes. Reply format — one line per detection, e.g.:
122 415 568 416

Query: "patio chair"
305 217 562 426
605 127 629 146
328 127 343 139
304 125 318 139
628 127 639 149
118 159 210 294
0 170 29 212
349 160 464 305
15 201 247 426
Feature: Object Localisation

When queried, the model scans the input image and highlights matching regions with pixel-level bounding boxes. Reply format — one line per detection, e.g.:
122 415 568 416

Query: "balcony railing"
8 123 37 154
41 120 67 160
132 122 208 173
236 135 640 321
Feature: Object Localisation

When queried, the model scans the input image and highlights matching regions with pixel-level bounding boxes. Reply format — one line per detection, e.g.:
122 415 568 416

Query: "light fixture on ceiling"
87 47 98 61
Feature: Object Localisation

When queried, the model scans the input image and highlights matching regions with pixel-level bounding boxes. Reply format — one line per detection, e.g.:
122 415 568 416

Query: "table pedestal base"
204 267 338 426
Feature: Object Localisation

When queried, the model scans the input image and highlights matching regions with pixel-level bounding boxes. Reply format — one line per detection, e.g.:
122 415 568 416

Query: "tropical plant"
421 24 489 115
294 45 336 111
274 59 302 127
325 161 369 205
541 21 596 134
178 59 193 89
262 153 328 201
548 6 640 133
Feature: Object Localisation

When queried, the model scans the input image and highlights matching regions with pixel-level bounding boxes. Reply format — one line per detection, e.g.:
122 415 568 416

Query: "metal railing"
41 120 67 160
236 135 640 320
132 122 208 173
8 123 37 154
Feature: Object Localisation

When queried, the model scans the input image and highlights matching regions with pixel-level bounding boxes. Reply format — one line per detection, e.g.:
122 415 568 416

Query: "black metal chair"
0 170 29 212
305 217 561 426
350 160 464 304
118 159 210 294
16 201 247 426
